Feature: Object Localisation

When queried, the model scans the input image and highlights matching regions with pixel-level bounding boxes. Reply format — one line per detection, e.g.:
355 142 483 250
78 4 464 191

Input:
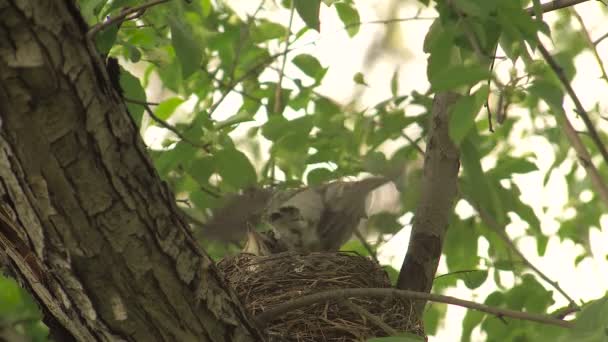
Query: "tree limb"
536 41 608 206
395 92 461 317
254 288 574 329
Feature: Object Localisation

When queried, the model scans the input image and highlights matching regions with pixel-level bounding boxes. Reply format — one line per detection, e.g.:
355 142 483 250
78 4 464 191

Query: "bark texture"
0 1 259 341
396 92 460 314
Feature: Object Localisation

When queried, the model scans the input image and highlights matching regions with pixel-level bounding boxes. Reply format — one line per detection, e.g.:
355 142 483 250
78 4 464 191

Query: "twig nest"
218 251 425 341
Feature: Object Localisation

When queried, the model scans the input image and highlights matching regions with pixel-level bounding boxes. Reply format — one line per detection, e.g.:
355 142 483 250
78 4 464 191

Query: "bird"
262 176 391 253
205 177 392 256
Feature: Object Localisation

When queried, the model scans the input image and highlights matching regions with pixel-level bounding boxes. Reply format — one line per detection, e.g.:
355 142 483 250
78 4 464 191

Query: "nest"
218 251 425 342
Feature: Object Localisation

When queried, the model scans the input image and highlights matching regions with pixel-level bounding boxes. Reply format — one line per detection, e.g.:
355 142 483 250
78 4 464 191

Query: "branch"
340 299 398 336
472 202 579 309
124 98 212 152
273 2 295 114
253 288 574 329
524 0 591 15
87 0 170 39
570 9 608 82
536 42 608 206
353 228 379 263
396 92 461 317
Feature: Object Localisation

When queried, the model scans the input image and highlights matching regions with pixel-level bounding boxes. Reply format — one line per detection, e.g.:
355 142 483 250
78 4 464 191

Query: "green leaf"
461 137 505 224
353 72 368 86
463 270 488 289
154 97 185 120
453 0 487 17
251 20 288 43
294 0 321 31
390 69 399 97
335 2 360 37
488 156 538 180
214 148 257 189
430 65 491 92
95 24 119 55
215 111 255 131
119 66 146 126
293 54 327 83
561 296 608 342
448 85 488 144
306 168 334 185
169 16 204 79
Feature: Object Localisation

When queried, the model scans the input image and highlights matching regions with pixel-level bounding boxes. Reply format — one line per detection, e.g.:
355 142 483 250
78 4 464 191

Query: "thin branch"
254 288 574 329
404 137 578 307
536 42 608 205
525 0 591 15
472 202 579 309
400 132 425 155
353 228 379 263
87 0 170 39
570 9 608 82
593 31 608 46
341 16 437 31
207 49 294 117
273 2 295 114
340 299 398 336
124 97 212 152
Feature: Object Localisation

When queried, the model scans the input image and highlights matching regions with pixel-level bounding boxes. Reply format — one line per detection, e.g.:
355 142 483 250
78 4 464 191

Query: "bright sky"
141 0 608 340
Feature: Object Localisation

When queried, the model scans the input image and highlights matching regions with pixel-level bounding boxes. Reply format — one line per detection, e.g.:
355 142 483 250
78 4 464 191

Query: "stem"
254 288 574 329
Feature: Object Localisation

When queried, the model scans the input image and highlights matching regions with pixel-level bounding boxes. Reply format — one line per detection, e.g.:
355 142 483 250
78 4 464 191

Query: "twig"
400 132 424 155
340 299 398 336
254 288 574 328
207 49 294 117
404 137 579 308
124 97 212 152
472 202 579 309
536 42 608 205
273 2 295 114
353 228 379 263
341 16 437 31
593 32 608 46
87 0 170 39
570 9 608 82
524 0 590 15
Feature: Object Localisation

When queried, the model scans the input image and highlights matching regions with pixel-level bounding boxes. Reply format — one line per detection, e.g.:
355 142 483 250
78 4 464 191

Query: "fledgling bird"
205 177 393 255
263 177 390 253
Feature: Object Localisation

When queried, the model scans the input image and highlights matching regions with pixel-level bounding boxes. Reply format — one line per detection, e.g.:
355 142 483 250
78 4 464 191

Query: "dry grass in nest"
218 251 425 342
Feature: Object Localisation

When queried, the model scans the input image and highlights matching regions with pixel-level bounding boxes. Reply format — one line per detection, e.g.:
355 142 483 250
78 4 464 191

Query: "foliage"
76 0 608 340
0 275 49 342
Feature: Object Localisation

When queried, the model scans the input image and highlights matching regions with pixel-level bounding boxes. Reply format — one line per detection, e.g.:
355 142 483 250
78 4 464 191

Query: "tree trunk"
0 1 259 341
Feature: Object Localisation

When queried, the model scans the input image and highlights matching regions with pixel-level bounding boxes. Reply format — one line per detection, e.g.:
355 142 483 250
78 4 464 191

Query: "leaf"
335 2 360 37
214 148 257 189
390 69 399 97
154 97 185 120
306 168 334 185
488 156 538 180
294 0 321 31
430 65 491 92
215 111 255 131
95 24 119 55
461 138 504 223
251 20 288 43
448 85 488 144
293 54 327 83
119 66 146 126
169 16 204 79
353 72 368 86
453 0 487 17
463 270 488 289
561 296 608 342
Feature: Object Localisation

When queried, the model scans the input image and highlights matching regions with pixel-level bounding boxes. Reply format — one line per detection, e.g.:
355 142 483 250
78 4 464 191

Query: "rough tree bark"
0 1 260 341
396 92 461 315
